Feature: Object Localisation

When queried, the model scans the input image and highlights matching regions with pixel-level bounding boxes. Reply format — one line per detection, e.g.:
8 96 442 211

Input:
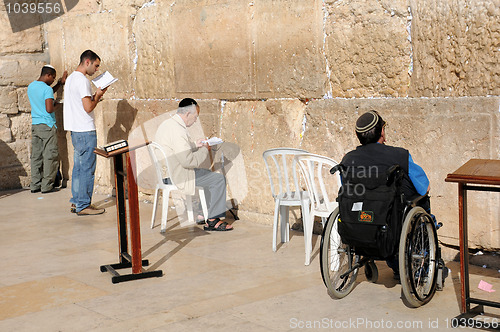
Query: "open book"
92 71 118 89
202 137 224 146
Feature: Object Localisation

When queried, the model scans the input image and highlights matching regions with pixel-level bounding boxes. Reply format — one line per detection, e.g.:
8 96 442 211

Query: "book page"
92 71 118 89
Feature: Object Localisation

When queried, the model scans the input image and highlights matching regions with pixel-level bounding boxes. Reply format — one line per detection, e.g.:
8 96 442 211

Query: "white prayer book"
91 71 118 89
202 137 224 146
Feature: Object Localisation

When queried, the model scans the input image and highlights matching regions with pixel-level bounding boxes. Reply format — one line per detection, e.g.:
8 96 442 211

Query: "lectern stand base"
100 260 163 284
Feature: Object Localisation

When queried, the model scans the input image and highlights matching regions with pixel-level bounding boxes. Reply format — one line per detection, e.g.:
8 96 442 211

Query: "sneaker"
70 204 76 213
77 205 105 216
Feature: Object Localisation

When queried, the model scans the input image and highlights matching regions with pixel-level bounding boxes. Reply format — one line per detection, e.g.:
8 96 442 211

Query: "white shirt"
63 71 95 132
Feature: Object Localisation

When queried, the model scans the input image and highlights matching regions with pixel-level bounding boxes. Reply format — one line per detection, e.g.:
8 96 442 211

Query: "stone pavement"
0 188 498 331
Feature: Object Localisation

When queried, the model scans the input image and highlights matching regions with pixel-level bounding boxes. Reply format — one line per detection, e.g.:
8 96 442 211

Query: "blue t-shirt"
27 80 55 128
408 153 429 196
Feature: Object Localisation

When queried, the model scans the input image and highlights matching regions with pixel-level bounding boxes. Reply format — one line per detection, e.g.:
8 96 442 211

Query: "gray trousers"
194 168 226 219
31 124 59 192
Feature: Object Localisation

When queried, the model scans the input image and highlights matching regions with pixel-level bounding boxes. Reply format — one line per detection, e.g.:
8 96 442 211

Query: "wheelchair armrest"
407 194 429 208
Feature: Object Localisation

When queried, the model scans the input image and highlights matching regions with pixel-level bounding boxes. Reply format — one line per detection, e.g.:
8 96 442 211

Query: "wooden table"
94 142 162 283
445 159 500 315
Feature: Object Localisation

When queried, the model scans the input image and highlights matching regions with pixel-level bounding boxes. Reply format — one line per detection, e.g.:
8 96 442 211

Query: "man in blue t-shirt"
27 65 67 193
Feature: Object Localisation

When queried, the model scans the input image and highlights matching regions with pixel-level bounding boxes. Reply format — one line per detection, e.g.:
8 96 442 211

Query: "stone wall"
0 0 499 249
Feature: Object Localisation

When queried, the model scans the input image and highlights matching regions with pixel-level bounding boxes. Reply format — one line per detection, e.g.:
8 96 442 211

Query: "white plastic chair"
263 148 310 255
147 141 208 232
294 153 342 265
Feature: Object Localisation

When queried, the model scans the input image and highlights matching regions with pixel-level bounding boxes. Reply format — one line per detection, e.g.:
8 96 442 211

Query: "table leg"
458 183 469 314
126 150 142 274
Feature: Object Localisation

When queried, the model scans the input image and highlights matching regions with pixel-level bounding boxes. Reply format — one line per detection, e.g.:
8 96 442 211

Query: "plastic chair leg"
303 203 313 265
272 199 280 252
280 205 289 244
198 188 208 221
151 187 159 229
160 189 170 233
186 195 194 223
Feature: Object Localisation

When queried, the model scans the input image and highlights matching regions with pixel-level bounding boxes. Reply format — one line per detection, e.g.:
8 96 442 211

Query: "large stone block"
58 9 134 99
0 140 29 189
219 100 306 216
0 86 18 114
10 112 32 140
170 0 253 99
133 2 175 99
0 57 47 86
409 0 500 97
324 0 411 97
0 4 43 54
16 87 30 112
255 0 327 98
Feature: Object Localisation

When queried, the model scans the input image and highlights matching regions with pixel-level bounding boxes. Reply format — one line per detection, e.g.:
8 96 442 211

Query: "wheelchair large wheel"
320 208 359 299
399 207 439 307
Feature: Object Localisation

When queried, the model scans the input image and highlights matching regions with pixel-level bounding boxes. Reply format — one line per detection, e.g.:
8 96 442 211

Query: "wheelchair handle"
330 164 345 175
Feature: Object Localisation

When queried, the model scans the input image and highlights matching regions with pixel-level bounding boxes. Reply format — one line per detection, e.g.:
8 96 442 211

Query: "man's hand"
94 87 108 101
59 70 68 85
196 138 209 149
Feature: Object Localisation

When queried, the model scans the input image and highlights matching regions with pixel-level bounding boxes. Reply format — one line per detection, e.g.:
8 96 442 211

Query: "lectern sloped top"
94 142 150 158
445 159 500 185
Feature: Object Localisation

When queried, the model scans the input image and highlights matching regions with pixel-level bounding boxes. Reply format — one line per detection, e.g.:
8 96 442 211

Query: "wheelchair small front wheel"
320 208 359 299
399 207 439 307
364 260 378 283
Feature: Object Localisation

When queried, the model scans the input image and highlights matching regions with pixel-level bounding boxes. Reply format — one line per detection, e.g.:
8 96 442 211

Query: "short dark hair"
41 65 56 77
178 98 198 108
79 50 101 65
355 111 385 145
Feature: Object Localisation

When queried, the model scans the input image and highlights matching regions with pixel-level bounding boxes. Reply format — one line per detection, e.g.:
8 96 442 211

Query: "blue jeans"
70 131 97 212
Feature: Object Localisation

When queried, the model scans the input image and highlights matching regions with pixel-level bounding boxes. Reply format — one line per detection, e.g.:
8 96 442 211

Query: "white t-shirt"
63 71 95 132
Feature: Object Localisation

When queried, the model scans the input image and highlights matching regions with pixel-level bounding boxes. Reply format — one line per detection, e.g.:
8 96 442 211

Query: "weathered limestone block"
409 0 500 97
0 86 18 114
10 113 32 140
0 3 43 54
62 0 100 14
301 97 500 249
0 58 47 86
133 2 175 99
219 100 306 217
101 0 147 12
0 140 29 189
255 0 327 98
45 18 66 78
170 0 253 99
16 87 30 112
325 0 411 97
57 9 135 99
0 127 12 143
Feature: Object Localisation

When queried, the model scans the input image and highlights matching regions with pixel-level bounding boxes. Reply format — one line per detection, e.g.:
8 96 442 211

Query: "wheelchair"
320 164 447 307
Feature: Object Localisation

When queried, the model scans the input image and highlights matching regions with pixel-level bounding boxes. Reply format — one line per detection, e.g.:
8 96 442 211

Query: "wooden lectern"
94 142 162 283
445 159 500 318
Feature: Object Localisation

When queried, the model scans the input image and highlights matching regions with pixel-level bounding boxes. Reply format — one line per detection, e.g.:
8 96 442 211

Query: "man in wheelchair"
320 110 448 307
341 110 434 278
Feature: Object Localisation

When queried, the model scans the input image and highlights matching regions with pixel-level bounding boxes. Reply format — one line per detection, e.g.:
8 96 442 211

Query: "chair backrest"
294 153 342 214
147 141 174 187
262 148 308 199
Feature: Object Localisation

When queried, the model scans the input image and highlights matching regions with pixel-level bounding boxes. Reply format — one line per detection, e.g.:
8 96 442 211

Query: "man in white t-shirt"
63 50 107 216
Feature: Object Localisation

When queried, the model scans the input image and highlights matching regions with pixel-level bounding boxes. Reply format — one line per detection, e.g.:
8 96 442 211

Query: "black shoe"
30 188 41 193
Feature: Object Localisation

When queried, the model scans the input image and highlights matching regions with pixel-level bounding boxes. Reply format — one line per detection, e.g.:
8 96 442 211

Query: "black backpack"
335 164 404 259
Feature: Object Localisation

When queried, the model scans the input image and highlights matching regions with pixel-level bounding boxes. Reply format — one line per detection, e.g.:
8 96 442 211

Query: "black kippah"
356 111 383 133
179 98 198 108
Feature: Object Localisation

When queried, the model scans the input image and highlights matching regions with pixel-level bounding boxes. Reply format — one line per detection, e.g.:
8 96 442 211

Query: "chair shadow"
143 219 210 272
